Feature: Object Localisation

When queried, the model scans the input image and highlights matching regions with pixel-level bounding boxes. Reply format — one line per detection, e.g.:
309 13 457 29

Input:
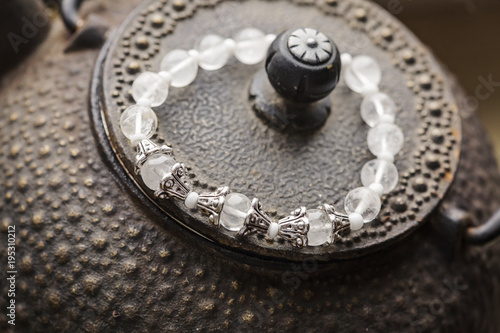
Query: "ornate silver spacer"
323 204 350 243
239 198 273 236
278 207 310 248
134 139 173 175
197 186 230 226
155 163 192 200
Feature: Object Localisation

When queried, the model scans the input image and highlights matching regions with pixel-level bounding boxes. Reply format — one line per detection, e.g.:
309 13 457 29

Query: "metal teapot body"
0 0 499 332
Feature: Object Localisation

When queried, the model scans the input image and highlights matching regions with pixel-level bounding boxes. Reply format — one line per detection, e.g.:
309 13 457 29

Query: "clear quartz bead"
361 159 399 194
361 92 397 127
120 105 158 144
344 55 382 94
197 34 230 71
344 187 381 223
140 153 176 190
367 123 404 156
160 49 198 87
234 28 267 65
132 71 169 107
306 209 332 246
220 193 252 232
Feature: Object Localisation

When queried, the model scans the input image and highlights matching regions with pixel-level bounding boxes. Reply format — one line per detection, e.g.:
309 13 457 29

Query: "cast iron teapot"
1 0 500 332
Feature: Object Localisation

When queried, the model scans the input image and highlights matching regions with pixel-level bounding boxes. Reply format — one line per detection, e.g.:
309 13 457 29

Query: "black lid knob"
265 28 341 104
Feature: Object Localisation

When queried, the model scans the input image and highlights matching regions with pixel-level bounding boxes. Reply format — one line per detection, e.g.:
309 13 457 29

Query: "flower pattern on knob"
287 28 333 65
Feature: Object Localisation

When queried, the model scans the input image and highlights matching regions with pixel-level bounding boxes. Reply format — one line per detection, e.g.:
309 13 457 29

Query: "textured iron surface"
99 0 461 261
0 0 499 332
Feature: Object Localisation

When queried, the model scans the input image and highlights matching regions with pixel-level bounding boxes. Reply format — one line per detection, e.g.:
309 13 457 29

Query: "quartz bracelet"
118 28 403 248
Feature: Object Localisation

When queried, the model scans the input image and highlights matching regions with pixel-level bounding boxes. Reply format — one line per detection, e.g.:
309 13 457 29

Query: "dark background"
376 0 500 162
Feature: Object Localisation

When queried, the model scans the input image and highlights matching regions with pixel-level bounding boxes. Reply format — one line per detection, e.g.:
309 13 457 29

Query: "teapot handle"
61 0 84 33
466 208 500 245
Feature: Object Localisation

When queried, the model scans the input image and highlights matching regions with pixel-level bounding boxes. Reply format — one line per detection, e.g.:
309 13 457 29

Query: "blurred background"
376 0 500 162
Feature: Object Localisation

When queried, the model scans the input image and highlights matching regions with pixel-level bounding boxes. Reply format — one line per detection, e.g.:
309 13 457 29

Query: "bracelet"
118 27 403 248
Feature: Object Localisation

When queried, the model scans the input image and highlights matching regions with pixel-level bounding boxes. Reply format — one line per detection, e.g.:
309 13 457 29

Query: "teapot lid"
91 0 461 262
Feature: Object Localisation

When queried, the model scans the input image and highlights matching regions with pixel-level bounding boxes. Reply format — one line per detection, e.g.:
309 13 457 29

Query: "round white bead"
265 34 277 45
160 49 198 88
368 183 384 196
184 191 199 209
361 159 399 194
158 71 173 85
361 92 397 127
197 34 230 71
349 213 364 231
132 71 169 107
267 222 280 239
344 187 381 223
380 114 395 124
136 98 152 107
306 209 332 246
120 105 158 144
340 53 352 67
234 28 268 65
378 151 395 163
129 133 148 145
188 49 200 61
223 38 236 53
220 193 252 232
361 85 379 97
344 55 382 94
367 123 404 157
140 153 176 190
